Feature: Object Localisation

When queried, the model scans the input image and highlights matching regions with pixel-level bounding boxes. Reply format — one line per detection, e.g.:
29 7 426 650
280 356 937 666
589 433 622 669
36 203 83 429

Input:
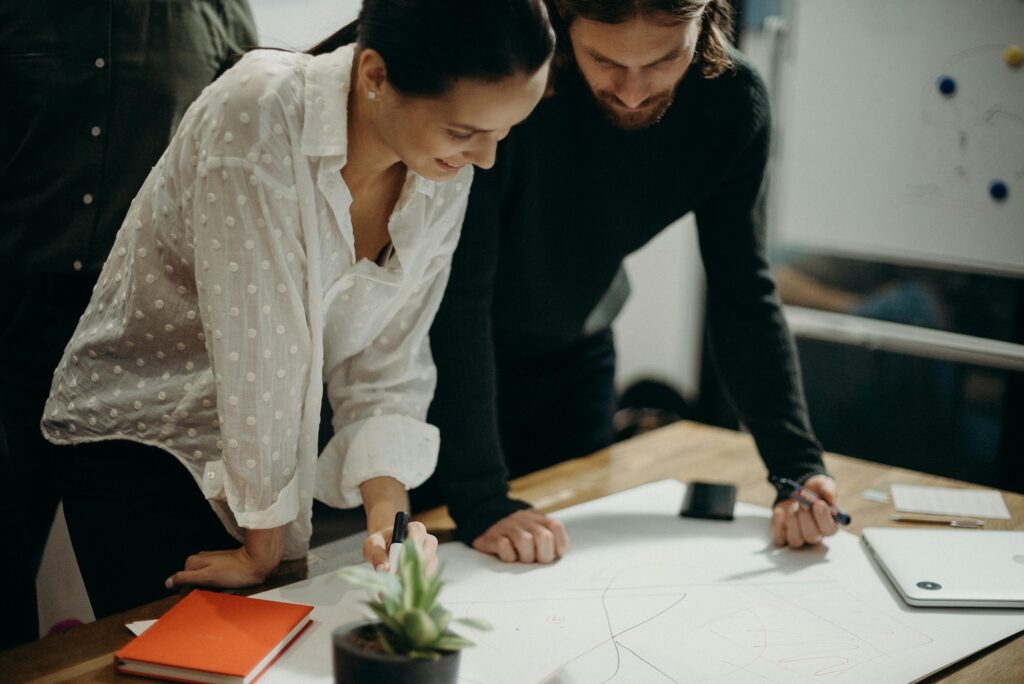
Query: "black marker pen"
387 511 410 573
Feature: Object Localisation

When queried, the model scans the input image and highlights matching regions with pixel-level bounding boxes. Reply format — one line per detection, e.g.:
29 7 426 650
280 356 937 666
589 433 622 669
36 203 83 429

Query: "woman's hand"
363 520 439 575
359 475 439 574
165 525 286 590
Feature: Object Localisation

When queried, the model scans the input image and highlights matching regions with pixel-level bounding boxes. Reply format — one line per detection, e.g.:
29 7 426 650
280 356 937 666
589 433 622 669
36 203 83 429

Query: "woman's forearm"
360 476 408 532
242 525 287 576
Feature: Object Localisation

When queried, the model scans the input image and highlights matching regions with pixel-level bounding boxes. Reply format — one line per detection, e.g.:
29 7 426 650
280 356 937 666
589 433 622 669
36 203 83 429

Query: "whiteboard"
252 481 1024 683
773 0 1024 275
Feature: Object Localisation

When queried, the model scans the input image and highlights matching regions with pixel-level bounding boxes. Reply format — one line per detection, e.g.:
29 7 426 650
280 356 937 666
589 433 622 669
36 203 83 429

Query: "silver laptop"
862 527 1024 608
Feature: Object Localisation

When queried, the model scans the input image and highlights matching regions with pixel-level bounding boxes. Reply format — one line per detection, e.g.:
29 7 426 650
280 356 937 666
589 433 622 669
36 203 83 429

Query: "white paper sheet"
125 619 155 636
891 484 1011 519
252 480 1023 683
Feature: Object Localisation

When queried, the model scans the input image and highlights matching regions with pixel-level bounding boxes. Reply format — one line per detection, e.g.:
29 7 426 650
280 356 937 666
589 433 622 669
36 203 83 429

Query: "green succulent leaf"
380 590 399 616
429 605 451 633
453 617 492 631
402 608 440 647
421 570 445 609
398 543 426 610
368 602 405 638
408 649 442 661
434 634 476 651
377 569 403 599
373 624 396 654
337 565 382 590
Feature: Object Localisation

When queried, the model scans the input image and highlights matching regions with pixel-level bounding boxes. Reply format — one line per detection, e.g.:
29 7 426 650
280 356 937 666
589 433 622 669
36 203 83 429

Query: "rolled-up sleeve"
316 193 468 508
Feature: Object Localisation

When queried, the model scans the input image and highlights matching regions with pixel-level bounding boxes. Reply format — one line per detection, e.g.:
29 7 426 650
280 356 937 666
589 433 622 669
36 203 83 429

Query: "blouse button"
72 260 83 271
94 57 106 68
82 193 94 205
91 126 102 137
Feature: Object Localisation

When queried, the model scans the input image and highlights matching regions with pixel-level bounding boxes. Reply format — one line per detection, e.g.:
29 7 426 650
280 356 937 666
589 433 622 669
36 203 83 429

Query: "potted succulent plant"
333 542 489 683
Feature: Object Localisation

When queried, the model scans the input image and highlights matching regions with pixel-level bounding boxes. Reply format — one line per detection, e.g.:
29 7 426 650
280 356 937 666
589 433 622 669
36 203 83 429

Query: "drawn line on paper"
616 641 679 683
455 560 939 683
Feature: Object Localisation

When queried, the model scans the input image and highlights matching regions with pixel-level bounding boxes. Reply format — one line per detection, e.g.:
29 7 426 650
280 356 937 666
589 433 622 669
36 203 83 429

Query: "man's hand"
473 509 570 563
770 475 840 548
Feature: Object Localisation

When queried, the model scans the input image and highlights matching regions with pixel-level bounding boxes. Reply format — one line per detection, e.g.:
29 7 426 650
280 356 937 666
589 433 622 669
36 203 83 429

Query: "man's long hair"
547 0 735 78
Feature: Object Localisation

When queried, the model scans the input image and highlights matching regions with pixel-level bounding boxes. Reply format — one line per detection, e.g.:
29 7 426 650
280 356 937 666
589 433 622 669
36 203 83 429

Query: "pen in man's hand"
769 475 851 525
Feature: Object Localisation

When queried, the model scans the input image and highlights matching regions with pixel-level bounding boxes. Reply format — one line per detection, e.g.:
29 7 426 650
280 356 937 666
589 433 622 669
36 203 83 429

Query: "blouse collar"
301 43 437 199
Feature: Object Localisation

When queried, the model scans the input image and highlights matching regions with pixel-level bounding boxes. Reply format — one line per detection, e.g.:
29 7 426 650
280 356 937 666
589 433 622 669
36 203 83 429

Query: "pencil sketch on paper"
446 559 933 684
254 480 1023 683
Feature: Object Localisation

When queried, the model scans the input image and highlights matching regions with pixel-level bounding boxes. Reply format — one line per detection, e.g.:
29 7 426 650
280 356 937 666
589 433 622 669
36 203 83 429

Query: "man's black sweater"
427 55 827 544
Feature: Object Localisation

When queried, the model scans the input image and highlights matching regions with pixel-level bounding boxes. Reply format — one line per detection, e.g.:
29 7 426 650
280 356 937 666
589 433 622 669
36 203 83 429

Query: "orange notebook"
114 590 313 684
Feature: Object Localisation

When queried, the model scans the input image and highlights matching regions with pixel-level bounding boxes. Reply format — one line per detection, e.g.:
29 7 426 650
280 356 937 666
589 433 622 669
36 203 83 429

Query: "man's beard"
592 89 675 130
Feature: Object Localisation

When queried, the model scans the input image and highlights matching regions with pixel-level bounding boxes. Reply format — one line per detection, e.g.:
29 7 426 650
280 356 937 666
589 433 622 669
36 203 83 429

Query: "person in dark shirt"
0 0 255 648
422 0 842 563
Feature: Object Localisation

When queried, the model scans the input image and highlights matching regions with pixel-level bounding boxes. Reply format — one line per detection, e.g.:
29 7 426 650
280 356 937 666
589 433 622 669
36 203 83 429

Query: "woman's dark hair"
309 0 555 97
547 0 734 78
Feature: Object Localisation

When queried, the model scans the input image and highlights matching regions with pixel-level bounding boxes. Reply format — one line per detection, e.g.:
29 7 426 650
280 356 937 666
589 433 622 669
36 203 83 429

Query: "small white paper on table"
125 619 155 636
891 484 1010 519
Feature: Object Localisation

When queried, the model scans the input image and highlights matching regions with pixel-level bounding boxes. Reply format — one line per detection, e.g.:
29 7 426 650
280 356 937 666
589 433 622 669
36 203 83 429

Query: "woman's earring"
367 90 377 101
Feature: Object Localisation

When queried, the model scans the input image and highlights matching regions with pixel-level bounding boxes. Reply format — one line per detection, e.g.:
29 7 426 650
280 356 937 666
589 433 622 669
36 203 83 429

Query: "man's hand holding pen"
769 474 847 549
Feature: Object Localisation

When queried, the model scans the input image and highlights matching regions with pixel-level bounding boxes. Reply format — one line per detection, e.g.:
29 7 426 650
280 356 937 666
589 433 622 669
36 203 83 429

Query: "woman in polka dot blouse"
40 0 554 617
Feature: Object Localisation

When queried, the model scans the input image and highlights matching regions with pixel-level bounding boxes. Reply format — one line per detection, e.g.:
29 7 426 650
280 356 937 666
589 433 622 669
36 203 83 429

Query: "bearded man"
421 0 841 563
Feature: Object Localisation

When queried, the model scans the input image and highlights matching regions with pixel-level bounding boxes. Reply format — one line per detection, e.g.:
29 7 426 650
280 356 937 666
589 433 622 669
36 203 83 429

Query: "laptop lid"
862 527 1024 608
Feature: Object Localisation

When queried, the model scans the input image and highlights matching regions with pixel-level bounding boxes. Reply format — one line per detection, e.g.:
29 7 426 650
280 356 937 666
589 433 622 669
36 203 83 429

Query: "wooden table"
3 421 1022 683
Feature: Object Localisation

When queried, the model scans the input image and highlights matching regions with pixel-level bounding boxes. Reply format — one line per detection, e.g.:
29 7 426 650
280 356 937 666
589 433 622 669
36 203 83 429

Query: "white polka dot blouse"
41 44 473 560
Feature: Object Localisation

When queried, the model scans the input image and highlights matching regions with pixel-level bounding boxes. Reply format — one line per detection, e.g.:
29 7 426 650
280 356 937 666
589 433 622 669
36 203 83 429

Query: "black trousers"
0 275 93 649
495 329 618 480
55 439 237 619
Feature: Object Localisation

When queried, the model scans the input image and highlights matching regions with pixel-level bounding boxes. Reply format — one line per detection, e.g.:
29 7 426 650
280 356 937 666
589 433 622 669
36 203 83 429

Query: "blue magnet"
937 75 956 96
989 180 1008 201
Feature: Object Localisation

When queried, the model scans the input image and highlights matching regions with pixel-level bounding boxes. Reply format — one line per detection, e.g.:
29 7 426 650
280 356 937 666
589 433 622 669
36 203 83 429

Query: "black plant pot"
332 622 461 684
